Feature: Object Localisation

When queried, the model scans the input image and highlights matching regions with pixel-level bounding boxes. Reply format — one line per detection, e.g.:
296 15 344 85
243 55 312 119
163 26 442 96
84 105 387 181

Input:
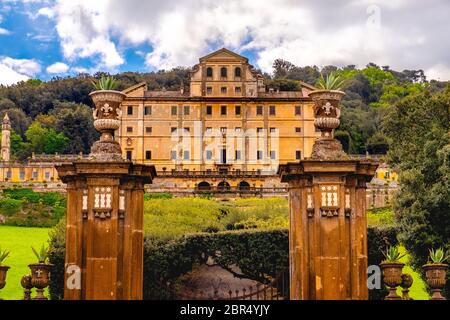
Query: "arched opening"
234 67 241 77
220 67 227 78
238 181 250 190
198 181 211 191
206 67 213 77
217 181 231 191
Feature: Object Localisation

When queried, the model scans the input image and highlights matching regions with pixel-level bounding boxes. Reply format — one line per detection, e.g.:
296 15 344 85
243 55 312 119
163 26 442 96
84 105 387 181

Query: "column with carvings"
56 89 156 300
278 89 378 300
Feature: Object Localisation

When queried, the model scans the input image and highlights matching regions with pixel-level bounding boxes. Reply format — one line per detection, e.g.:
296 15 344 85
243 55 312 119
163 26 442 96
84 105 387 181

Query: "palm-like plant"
0 246 10 265
31 244 49 264
428 248 450 264
91 75 118 90
316 72 346 90
382 246 406 263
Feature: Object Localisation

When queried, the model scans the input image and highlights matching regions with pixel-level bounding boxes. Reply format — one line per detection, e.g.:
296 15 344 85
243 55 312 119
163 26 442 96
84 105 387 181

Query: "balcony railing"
156 170 276 178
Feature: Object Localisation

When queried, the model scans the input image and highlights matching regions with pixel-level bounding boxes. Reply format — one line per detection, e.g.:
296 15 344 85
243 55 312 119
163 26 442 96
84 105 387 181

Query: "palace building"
118 48 320 193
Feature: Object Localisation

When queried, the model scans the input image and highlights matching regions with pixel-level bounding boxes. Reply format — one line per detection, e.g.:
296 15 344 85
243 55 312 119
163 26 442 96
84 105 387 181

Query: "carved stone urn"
0 265 10 290
380 262 404 300
29 263 53 300
21 274 33 300
423 263 448 300
89 90 126 161
308 90 347 160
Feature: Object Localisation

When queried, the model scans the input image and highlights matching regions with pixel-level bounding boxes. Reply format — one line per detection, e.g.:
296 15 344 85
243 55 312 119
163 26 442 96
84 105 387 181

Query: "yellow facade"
118 48 320 178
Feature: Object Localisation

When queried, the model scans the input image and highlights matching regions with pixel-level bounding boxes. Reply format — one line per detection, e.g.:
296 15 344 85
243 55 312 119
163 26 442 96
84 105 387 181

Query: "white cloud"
0 27 10 35
36 6 54 18
0 57 41 76
43 0 450 80
0 63 29 86
46 61 69 74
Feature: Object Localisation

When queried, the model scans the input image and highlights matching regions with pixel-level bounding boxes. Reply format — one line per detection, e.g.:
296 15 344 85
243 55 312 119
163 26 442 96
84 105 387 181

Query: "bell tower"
1 113 11 162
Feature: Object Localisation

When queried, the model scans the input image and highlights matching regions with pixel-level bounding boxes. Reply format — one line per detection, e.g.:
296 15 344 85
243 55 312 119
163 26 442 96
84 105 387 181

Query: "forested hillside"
0 62 446 160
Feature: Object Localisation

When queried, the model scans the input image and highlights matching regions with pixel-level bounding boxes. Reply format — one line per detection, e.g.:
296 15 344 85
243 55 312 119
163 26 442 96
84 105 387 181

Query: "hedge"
48 224 398 300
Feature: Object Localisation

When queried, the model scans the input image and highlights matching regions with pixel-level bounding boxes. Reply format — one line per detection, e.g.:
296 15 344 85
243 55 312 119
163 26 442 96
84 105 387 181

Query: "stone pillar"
56 88 156 300
278 89 378 300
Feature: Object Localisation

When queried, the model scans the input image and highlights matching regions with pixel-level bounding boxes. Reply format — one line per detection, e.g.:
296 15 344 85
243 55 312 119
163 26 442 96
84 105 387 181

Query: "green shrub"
0 198 23 216
144 192 173 200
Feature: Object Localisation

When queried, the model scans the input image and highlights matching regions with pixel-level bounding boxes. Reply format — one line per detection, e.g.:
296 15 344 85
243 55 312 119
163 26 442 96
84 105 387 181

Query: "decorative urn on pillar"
56 76 156 300
423 248 449 300
278 73 378 300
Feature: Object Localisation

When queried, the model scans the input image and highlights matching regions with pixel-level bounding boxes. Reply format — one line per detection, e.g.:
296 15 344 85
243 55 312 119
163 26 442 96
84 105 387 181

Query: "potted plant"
29 244 53 300
0 246 10 291
308 72 348 159
423 247 449 300
89 75 126 161
380 246 405 300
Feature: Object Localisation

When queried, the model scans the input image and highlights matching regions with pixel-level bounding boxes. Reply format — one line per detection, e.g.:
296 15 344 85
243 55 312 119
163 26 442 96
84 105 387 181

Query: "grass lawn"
0 226 51 300
397 246 429 300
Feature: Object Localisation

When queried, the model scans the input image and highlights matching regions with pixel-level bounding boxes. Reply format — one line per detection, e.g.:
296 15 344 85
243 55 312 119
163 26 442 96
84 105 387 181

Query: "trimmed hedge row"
48 224 398 300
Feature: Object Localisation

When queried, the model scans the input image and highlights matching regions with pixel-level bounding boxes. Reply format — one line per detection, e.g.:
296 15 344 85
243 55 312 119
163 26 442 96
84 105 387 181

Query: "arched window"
238 181 250 190
217 181 231 191
206 67 213 77
220 67 227 78
235 67 241 77
198 181 211 191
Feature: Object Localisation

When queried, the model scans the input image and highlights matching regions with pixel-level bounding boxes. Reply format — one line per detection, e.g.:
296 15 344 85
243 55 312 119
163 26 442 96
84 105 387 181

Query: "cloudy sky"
0 0 449 85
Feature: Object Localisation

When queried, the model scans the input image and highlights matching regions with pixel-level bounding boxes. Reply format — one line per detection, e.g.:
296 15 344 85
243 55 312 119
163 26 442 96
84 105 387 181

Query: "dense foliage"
0 188 66 227
382 87 450 296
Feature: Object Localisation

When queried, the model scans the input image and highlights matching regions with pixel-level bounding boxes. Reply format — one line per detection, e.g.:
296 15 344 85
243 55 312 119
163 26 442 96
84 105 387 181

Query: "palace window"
235 86 241 93
19 171 25 180
235 105 241 115
144 105 152 116
256 105 263 115
206 105 212 115
127 106 133 115
235 127 242 132
171 127 177 133
206 87 212 94
257 127 264 133
221 105 227 115
295 127 302 133
206 67 213 77
206 127 212 134
235 67 241 77
171 150 177 160
32 171 38 180
221 87 227 94
126 127 133 133
145 150 152 160
183 150 190 160
270 127 277 133
171 105 178 116
269 106 276 116
270 150 276 160
206 150 212 160
146 127 152 134
184 105 190 115
126 151 132 161
220 127 227 134
235 150 241 160
220 67 227 78
45 172 50 180
257 150 263 160
6 170 11 179
184 127 190 133
296 150 302 160
295 106 302 116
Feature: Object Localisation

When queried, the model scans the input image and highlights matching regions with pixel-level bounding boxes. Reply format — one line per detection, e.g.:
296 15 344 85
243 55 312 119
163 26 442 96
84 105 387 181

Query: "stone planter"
29 263 53 300
423 263 448 300
380 262 404 300
0 265 10 290
308 90 347 160
89 90 126 161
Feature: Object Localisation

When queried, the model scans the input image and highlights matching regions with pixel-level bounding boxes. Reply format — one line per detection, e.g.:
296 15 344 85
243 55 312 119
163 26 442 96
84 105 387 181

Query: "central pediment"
199 48 248 63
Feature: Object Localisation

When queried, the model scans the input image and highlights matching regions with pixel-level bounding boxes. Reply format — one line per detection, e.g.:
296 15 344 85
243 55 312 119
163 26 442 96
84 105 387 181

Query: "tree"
382 87 450 296
25 122 70 154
